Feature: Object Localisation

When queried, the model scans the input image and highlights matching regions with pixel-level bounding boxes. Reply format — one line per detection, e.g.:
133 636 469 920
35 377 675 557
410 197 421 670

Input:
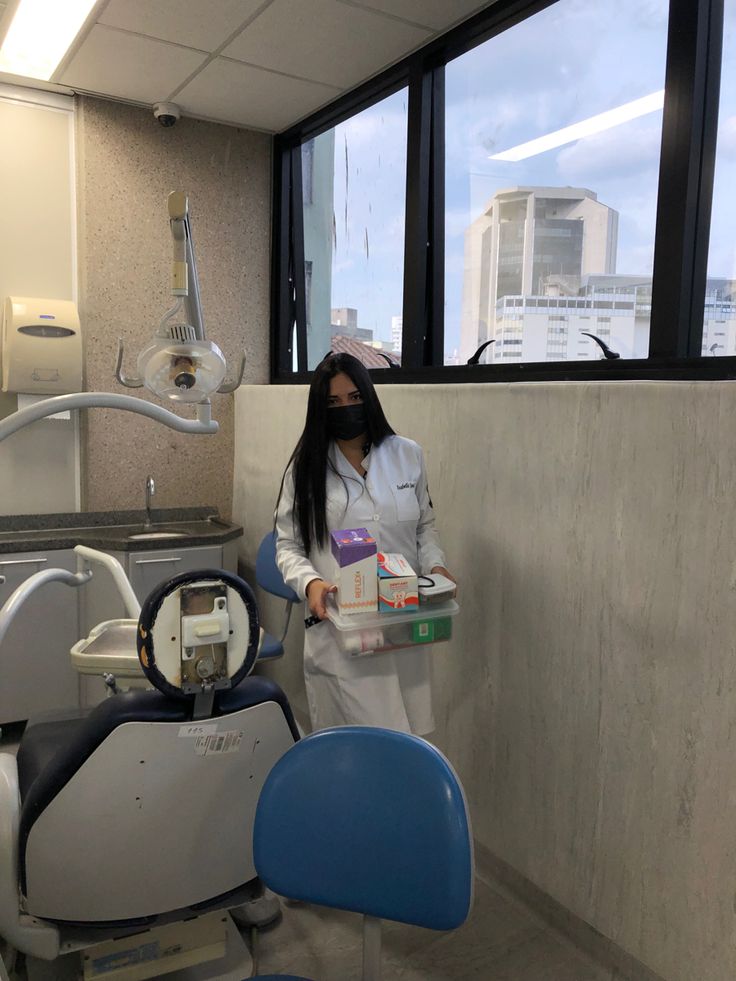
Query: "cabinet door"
0 550 80 725
128 546 223 603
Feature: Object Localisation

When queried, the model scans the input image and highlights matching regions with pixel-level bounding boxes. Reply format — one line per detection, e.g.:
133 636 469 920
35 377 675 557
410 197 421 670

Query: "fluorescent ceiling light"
489 90 665 162
0 0 97 81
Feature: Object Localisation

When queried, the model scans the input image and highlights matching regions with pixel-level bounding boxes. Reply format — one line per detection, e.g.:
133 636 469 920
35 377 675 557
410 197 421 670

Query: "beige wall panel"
0 91 78 514
234 379 736 981
76 97 271 518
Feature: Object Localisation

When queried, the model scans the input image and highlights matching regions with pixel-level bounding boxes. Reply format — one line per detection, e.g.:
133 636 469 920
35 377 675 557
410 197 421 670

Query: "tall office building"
460 187 619 361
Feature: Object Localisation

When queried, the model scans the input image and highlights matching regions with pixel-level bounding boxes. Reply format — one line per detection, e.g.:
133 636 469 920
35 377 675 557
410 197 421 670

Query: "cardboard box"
377 552 418 613
330 528 378 615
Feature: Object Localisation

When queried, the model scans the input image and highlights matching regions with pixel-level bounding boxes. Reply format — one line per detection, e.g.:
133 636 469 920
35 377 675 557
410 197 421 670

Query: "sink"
127 531 190 541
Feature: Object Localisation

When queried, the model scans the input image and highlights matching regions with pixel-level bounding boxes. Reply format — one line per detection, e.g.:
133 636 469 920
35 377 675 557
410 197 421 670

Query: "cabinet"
0 550 80 725
128 545 225 602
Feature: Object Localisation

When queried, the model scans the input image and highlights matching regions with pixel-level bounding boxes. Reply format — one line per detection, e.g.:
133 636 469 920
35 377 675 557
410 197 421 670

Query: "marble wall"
76 96 271 519
233 380 736 981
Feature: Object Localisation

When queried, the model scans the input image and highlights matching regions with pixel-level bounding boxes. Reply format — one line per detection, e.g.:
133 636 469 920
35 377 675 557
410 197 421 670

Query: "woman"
275 352 455 735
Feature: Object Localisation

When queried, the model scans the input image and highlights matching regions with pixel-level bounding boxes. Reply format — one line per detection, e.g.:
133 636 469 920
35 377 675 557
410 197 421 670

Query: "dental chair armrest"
0 754 59 960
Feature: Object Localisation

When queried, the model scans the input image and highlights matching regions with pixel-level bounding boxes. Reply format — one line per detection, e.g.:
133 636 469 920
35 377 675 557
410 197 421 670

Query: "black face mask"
326 404 368 441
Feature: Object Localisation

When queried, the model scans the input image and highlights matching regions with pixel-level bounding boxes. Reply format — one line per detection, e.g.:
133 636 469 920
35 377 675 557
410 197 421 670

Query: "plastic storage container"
325 599 459 657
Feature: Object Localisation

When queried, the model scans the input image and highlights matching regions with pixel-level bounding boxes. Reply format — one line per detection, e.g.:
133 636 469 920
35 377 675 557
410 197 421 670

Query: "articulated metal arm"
0 567 93 651
0 392 219 442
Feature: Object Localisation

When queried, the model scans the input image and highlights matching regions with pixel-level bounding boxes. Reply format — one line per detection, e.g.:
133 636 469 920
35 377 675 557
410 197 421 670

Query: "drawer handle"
134 557 183 566
0 576 4 585
0 558 48 567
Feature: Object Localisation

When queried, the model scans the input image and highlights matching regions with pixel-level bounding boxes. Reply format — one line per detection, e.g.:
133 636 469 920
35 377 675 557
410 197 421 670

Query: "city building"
460 186 619 363
391 315 402 352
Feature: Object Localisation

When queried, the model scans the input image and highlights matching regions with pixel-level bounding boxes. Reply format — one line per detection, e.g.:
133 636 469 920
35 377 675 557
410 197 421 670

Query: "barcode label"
195 730 244 756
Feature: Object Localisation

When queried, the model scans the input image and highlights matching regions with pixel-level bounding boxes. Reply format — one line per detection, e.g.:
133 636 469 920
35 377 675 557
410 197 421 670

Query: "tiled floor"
252 878 620 981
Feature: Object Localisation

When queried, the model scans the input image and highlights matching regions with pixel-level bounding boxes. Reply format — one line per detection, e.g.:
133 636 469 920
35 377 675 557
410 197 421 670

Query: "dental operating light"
0 192 245 443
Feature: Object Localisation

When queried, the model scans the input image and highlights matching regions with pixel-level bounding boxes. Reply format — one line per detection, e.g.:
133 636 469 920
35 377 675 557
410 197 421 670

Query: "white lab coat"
275 435 446 735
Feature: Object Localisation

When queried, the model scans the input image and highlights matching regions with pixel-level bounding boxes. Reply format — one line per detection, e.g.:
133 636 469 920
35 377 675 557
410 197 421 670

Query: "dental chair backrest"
251 726 474 981
15 569 299 925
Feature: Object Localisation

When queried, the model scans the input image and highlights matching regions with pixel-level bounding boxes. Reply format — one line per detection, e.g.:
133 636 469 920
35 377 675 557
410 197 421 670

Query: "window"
299 90 408 370
704 0 736 357
274 0 726 382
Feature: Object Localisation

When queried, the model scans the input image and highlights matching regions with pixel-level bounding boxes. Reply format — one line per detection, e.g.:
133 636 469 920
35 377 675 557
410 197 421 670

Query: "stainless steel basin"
127 531 190 541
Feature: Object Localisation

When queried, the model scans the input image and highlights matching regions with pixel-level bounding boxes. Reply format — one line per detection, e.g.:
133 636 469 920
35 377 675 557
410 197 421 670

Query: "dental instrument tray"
71 619 143 680
325 598 459 657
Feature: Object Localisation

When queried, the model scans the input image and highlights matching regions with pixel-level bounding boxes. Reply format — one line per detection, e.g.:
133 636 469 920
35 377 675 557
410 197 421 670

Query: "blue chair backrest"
256 531 299 604
253 727 473 931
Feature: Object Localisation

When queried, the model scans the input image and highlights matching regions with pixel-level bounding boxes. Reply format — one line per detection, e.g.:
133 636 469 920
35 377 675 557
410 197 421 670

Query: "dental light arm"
0 391 217 441
116 192 246 397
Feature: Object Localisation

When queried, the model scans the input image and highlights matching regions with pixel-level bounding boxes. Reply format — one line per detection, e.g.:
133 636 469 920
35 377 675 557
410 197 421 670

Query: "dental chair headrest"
136 569 259 700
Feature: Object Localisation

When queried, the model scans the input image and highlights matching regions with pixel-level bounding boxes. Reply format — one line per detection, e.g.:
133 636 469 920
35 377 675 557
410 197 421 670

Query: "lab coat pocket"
392 486 420 522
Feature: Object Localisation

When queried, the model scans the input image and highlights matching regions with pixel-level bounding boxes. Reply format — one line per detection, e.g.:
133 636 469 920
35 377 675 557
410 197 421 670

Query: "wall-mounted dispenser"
1 296 82 395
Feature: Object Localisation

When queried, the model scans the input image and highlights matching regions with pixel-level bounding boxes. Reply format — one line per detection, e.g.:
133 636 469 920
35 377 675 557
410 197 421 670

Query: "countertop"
0 508 243 554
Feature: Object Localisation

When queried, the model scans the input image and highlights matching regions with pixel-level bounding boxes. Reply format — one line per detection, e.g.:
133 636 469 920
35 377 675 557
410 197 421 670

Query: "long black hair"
276 353 395 555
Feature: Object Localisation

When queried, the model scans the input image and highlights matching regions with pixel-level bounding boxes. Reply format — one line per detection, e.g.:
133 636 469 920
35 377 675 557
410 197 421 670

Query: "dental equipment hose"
0 568 93 650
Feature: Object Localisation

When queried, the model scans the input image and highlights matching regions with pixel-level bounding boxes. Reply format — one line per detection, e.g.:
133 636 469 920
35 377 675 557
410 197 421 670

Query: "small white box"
377 552 418 613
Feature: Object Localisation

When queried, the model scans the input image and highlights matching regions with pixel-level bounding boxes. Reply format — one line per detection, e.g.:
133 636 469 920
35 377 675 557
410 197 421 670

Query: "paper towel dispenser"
1 296 82 394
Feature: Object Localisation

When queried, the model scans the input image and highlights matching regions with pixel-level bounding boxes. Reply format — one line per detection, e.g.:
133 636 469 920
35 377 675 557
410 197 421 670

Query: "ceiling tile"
58 26 207 104
176 56 340 131
223 0 431 89
99 0 265 53
340 0 495 31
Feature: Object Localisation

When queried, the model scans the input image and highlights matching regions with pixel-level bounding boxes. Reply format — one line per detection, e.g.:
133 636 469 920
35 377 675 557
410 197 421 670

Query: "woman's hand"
431 565 457 595
306 578 338 619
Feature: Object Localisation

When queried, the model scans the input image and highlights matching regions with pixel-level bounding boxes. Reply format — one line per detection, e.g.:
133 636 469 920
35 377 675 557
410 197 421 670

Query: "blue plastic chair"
250 726 474 981
255 531 299 662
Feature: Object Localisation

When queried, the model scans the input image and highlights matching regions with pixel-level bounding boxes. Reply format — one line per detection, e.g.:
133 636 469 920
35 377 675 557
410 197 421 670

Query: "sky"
318 0 735 360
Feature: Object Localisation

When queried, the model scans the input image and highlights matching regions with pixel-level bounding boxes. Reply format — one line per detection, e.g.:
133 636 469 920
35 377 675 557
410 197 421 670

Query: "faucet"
144 475 155 528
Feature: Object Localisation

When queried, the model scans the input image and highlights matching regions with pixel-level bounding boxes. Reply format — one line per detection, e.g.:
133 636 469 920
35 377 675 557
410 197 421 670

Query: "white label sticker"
179 723 217 739
195 731 244 756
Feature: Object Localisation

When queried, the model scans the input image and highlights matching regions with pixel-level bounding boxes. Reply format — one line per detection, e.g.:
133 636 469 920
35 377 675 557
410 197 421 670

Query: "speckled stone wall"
234 380 736 981
76 96 270 518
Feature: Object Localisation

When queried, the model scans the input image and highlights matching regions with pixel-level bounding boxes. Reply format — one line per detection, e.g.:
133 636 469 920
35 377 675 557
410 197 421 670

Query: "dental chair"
249 726 474 981
254 531 299 663
0 567 299 981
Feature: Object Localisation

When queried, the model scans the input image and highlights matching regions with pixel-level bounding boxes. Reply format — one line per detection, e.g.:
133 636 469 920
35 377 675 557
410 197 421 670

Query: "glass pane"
703 1 736 357
445 0 669 366
301 89 407 370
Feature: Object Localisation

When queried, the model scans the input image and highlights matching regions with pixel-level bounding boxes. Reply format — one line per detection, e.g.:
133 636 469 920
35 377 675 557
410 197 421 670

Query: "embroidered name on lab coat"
396 482 416 490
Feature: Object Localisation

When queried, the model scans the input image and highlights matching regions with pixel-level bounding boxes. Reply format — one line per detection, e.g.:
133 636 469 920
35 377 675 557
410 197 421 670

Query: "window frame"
271 0 727 384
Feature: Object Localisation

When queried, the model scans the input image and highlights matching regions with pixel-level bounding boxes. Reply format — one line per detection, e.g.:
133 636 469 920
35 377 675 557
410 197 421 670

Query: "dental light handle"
168 191 205 340
0 568 93 650
0 392 218 442
75 545 141 618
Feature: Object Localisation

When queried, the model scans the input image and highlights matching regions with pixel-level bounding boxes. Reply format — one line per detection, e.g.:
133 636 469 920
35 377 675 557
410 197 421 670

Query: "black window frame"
271 0 727 384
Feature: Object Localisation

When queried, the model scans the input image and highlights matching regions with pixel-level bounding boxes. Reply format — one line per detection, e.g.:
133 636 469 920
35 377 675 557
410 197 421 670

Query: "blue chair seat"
258 630 284 661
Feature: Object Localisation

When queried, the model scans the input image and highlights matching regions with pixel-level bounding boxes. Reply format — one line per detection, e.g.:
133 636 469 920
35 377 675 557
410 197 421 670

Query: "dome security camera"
153 102 181 128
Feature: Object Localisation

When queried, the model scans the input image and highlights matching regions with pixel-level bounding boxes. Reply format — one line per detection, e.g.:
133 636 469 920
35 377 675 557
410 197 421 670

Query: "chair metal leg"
361 915 382 981
278 600 294 645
